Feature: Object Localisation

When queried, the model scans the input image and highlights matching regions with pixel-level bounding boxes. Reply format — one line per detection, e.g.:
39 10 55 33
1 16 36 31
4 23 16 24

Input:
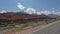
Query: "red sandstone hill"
0 12 55 21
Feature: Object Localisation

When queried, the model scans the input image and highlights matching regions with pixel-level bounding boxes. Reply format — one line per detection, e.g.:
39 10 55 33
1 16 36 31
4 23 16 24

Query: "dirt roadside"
12 21 60 34
2 20 59 34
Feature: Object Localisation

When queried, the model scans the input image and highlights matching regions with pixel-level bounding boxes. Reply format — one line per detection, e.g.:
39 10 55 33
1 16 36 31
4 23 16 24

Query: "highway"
32 21 60 34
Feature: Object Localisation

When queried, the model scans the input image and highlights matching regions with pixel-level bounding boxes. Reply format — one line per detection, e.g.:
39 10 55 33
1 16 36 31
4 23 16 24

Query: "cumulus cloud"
0 10 7 13
36 10 51 15
25 7 36 14
17 3 25 10
38 10 60 16
24 7 56 15
0 10 17 13
42 10 51 15
25 8 55 15
25 8 52 15
16 3 60 15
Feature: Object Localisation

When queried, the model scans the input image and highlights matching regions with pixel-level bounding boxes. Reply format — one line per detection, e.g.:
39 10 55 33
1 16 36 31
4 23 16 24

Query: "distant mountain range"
0 12 57 21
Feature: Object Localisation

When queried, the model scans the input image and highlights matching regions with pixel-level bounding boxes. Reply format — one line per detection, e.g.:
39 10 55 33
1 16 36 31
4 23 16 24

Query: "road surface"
32 21 60 34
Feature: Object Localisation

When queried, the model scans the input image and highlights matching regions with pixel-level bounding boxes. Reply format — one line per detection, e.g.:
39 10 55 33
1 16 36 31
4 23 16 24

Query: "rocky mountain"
0 12 56 22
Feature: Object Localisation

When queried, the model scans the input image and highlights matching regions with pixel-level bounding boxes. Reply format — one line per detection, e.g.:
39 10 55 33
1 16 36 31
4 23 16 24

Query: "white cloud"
43 10 51 15
36 10 51 15
16 2 52 15
17 3 25 10
25 8 52 15
25 7 36 14
38 10 60 16
24 7 56 15
16 3 60 16
0 10 7 13
0 10 17 13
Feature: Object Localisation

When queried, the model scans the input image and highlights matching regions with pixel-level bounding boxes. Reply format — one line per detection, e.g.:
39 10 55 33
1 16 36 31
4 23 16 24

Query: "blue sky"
0 0 60 12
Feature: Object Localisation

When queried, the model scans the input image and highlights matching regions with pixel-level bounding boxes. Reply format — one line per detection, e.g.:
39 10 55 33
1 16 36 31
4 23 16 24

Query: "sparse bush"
31 23 38 27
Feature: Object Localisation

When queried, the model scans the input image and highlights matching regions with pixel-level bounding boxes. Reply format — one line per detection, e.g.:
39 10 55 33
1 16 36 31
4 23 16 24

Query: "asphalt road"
32 21 60 34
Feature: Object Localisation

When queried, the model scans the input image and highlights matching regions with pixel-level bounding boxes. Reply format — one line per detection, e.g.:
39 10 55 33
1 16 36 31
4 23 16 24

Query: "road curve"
32 21 60 34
